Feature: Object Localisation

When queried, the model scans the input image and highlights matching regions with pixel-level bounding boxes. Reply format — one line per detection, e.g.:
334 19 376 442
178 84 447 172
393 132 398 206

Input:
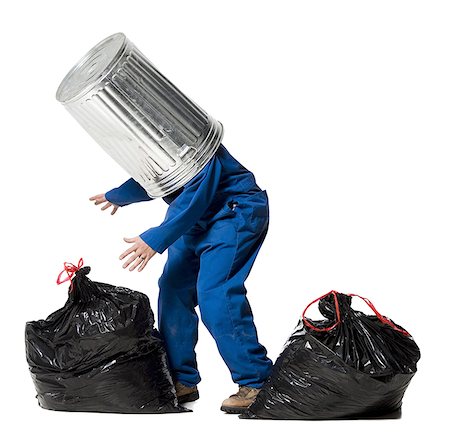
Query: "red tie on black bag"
56 258 84 293
302 289 410 336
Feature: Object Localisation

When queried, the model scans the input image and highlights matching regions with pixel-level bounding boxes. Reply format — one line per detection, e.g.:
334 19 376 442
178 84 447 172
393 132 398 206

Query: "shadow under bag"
25 263 189 414
240 291 420 420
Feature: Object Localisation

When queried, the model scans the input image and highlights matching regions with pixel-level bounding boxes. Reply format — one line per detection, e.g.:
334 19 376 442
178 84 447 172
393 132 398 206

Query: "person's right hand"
89 194 120 215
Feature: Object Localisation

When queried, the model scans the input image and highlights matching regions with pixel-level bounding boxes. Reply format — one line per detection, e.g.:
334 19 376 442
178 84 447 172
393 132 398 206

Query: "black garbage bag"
240 290 420 420
25 260 189 414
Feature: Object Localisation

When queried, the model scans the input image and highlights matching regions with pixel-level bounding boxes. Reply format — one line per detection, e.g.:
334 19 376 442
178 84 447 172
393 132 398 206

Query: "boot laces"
231 385 255 398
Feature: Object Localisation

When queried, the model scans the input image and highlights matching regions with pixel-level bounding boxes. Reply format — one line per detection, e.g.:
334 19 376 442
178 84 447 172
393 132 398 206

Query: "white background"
1 0 448 441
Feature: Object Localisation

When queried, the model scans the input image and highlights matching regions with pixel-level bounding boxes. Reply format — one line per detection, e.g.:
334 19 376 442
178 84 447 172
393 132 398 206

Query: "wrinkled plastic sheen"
25 267 190 414
240 292 420 420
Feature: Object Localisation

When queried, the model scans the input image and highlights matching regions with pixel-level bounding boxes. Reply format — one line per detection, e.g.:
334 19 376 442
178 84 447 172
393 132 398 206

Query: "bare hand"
89 193 119 215
119 236 157 272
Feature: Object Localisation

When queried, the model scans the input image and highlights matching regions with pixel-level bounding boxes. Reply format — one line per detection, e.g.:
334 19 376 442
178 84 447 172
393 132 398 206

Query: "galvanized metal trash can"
56 32 223 198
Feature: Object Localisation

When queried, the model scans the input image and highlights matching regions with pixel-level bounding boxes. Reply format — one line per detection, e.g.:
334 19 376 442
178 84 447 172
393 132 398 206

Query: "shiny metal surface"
56 32 223 198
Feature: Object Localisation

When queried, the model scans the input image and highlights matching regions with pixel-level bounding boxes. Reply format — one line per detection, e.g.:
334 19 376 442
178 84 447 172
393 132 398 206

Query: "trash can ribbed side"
56 33 223 198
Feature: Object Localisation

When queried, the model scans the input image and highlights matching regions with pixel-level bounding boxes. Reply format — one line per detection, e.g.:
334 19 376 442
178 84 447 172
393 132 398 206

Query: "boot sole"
177 391 199 404
221 405 249 414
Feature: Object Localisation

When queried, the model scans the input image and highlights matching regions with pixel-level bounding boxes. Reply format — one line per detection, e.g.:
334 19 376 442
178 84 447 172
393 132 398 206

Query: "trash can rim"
55 32 127 104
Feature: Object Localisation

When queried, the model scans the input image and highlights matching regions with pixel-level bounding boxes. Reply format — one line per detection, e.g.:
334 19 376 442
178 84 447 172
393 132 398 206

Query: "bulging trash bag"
25 259 189 414
240 290 420 420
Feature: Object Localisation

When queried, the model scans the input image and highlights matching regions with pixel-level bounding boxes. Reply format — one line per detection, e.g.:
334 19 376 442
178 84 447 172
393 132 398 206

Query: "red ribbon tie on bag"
302 290 410 336
56 258 84 292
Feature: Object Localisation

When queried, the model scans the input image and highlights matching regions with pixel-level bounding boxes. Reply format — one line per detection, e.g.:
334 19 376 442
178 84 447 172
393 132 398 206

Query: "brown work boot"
220 385 261 414
174 381 199 403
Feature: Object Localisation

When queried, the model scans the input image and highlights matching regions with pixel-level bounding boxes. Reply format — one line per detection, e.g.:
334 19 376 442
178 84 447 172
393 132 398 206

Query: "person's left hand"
119 236 157 272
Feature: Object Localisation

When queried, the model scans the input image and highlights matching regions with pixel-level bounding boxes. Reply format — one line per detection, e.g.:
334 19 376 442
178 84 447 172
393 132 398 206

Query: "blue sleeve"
140 157 222 253
105 178 153 206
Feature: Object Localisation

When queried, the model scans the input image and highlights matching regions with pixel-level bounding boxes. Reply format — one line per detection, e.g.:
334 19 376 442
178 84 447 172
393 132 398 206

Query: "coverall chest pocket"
191 200 239 233
218 199 239 218
206 199 239 225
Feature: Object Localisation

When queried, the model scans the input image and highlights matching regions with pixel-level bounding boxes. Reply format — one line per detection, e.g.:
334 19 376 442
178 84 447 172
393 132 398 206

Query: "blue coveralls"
105 144 273 388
